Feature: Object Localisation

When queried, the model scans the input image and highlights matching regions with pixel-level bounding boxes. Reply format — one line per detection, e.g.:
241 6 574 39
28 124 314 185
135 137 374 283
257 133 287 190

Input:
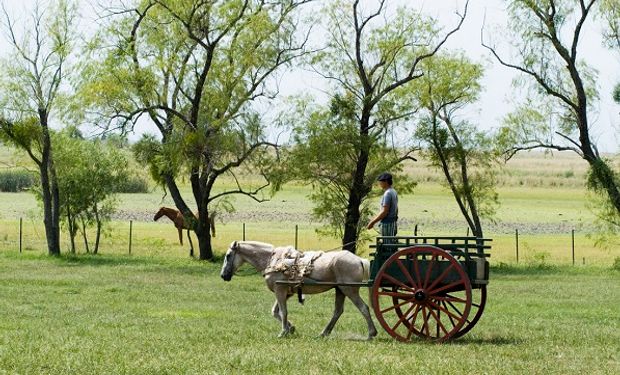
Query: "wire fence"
0 218 617 266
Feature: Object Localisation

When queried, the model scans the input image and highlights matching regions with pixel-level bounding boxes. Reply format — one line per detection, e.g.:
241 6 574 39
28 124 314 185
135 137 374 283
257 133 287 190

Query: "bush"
114 175 150 193
0 170 37 192
613 257 620 271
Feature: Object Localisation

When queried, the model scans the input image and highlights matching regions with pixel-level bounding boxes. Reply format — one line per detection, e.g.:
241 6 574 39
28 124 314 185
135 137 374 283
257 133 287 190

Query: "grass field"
0 179 616 265
0 252 618 374
1 147 620 374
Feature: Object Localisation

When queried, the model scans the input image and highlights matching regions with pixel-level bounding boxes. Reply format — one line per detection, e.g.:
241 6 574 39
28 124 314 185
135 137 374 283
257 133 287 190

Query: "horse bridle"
227 241 239 270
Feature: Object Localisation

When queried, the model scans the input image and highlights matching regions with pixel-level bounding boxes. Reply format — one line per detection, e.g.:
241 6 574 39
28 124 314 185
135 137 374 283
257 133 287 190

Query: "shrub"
613 257 620 271
0 170 37 192
114 175 150 193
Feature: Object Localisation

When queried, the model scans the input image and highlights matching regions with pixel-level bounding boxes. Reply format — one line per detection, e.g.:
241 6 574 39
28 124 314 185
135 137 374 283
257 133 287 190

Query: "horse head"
153 207 166 221
221 241 242 281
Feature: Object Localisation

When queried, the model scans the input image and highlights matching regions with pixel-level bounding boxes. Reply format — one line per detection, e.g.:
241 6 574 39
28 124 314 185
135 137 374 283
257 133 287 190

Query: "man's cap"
377 172 393 181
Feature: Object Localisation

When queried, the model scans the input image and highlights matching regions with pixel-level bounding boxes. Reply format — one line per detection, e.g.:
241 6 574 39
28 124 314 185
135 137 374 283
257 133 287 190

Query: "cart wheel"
452 285 486 339
371 245 472 342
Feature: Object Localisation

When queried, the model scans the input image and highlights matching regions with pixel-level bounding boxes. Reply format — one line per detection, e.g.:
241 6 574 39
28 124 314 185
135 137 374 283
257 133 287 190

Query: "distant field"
0 145 618 265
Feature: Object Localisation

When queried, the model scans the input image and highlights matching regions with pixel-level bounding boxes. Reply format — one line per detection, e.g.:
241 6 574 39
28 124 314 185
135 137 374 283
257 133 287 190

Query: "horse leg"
178 227 183 246
275 287 294 337
339 286 378 340
320 287 345 337
187 229 194 257
272 295 294 325
271 300 281 323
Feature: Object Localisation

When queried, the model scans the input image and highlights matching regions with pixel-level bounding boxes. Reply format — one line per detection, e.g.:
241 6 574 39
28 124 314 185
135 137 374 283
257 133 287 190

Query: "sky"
0 0 618 153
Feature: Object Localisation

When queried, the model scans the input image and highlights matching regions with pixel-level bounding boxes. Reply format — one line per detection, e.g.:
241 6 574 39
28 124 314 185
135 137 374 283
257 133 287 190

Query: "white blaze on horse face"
221 245 242 281
220 248 233 280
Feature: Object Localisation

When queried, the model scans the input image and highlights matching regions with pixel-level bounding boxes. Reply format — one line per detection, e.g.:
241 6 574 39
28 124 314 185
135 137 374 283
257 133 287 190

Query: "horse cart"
276 235 491 342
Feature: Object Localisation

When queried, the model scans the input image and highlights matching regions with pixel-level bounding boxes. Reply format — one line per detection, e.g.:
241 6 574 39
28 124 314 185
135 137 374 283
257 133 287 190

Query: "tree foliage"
289 0 466 251
78 0 311 259
413 53 500 237
0 0 78 255
53 129 128 254
289 94 415 239
484 0 620 238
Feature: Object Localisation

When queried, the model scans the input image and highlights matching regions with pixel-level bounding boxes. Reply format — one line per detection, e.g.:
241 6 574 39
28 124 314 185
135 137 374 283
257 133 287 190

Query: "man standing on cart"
367 172 398 239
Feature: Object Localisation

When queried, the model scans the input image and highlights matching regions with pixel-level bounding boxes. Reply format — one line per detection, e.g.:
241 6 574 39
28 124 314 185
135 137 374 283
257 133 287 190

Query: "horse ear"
231 241 238 250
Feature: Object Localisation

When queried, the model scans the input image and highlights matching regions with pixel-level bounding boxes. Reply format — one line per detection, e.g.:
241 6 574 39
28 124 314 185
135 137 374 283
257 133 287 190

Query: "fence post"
129 220 133 255
571 229 575 266
242 223 246 241
19 218 23 253
515 229 519 264
295 225 299 249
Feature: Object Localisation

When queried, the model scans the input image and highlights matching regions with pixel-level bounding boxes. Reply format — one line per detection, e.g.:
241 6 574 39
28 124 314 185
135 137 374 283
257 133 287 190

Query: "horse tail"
361 258 370 282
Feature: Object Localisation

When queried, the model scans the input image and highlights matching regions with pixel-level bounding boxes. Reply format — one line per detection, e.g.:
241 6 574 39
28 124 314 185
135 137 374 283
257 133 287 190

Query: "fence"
0 218 616 265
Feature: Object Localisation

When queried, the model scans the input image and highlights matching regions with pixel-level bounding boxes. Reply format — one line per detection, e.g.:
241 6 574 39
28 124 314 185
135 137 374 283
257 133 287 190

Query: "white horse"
220 241 378 339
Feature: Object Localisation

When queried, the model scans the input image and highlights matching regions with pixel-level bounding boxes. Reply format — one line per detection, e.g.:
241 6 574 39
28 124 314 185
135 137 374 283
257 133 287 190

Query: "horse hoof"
368 330 378 340
289 326 295 334
278 331 289 338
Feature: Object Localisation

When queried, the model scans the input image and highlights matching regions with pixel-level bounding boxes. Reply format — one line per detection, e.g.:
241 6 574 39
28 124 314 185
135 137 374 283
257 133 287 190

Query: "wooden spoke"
427 299 464 322
426 263 455 292
428 306 449 336
441 300 457 328
381 273 416 293
423 254 437 288
412 254 423 286
434 294 467 304
381 298 412 314
377 290 412 300
391 303 417 331
395 258 418 289
429 279 465 295
422 306 431 336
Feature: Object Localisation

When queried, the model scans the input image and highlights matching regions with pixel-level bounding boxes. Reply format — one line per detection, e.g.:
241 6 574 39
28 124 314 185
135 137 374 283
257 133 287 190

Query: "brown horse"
153 207 217 257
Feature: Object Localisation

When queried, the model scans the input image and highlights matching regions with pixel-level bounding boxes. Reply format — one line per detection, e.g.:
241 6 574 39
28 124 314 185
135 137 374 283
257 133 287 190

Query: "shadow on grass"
448 336 524 346
368 335 523 346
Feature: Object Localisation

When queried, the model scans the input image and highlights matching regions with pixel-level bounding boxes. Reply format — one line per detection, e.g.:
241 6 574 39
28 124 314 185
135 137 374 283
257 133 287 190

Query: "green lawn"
0 252 618 374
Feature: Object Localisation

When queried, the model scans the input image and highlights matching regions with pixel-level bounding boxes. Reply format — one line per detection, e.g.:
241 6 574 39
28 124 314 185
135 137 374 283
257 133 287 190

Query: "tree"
483 0 620 232
53 129 128 254
413 53 499 238
600 0 620 103
291 0 467 252
289 94 416 242
78 0 311 259
0 0 77 255
601 0 620 50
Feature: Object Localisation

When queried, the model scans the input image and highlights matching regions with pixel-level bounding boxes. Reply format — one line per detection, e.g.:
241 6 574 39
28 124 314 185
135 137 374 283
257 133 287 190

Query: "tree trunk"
80 216 90 254
67 211 76 254
196 222 213 260
39 117 61 256
94 205 101 255
342 131 371 253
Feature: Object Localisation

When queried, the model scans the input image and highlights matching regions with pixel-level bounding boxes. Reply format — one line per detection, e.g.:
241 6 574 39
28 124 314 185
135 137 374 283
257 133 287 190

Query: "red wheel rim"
371 246 472 342
452 286 487 339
